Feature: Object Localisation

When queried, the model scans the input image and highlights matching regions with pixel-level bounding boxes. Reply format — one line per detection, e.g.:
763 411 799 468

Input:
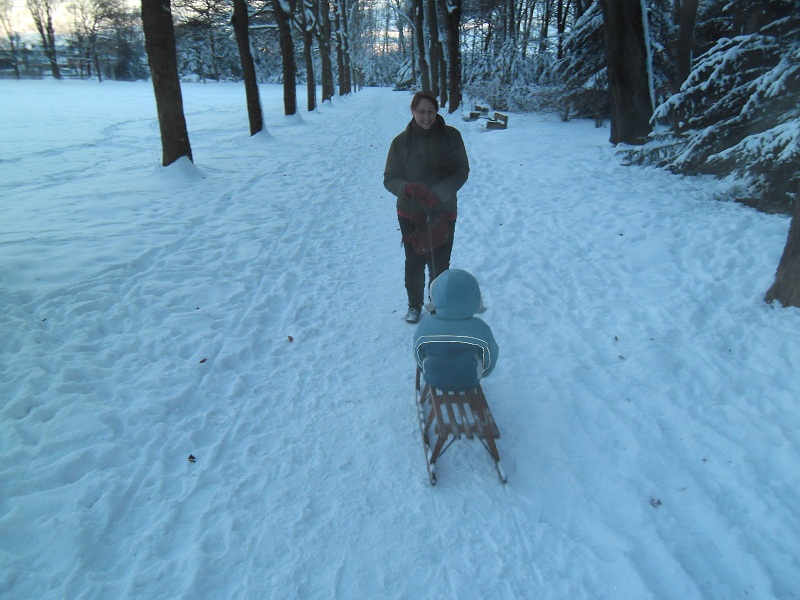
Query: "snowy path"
1 82 799 599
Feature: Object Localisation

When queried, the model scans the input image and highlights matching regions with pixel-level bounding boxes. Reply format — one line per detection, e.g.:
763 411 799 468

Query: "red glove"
405 182 428 199
405 182 439 208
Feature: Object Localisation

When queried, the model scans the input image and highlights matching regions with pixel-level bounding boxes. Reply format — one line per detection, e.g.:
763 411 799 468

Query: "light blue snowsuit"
413 269 499 392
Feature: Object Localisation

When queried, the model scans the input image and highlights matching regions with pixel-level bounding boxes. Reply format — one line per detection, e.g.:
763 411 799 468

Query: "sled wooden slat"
415 367 504 483
444 401 462 438
468 404 484 437
457 402 473 438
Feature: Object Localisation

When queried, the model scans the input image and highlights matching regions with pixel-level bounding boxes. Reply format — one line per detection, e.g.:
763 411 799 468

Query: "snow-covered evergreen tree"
645 0 676 104
550 0 671 124
549 1 607 122
631 0 800 212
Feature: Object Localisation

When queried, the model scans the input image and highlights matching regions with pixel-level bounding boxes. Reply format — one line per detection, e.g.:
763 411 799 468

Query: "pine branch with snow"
548 3 607 122
632 5 800 211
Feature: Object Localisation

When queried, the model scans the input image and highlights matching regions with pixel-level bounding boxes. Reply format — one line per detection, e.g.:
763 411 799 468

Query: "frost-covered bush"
464 77 561 114
464 49 553 113
392 58 415 90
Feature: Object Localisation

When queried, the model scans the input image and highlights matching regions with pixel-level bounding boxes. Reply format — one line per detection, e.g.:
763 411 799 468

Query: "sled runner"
415 367 507 485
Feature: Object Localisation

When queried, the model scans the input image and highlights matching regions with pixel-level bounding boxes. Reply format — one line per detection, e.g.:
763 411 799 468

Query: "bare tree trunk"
556 0 567 60
766 189 800 307
519 0 534 57
732 0 745 35
438 50 447 107
538 0 551 55
317 0 335 102
409 17 417 82
673 0 699 92
393 0 406 58
600 0 653 144
299 0 317 111
0 4 22 79
231 0 264 135
412 0 429 90
333 0 345 95
273 0 297 115
507 0 515 40
335 9 345 95
303 28 316 109
141 0 193 166
409 24 417 82
27 0 61 79
437 6 446 106
342 0 352 93
333 0 351 95
483 19 492 53
425 0 439 95
208 30 219 81
439 0 461 113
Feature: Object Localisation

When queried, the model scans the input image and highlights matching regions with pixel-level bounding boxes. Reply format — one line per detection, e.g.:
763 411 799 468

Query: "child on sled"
413 269 499 392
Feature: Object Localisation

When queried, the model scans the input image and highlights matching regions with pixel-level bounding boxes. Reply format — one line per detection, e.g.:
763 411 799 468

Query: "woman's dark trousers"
398 217 456 309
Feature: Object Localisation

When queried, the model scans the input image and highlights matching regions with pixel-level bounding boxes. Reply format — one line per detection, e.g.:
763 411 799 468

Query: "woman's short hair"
411 91 439 111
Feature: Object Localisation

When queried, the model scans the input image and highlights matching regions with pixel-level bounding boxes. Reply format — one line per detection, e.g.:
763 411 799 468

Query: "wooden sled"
415 367 507 485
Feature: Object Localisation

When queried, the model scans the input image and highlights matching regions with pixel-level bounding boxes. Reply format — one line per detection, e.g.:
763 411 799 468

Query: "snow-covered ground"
1 80 798 600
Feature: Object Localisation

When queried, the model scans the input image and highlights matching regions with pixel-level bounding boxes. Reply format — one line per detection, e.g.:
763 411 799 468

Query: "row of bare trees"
384 0 587 113
26 0 60 77
1 0 65 79
1 0 362 92
402 0 464 113
1 0 146 81
384 0 649 135
168 0 359 109
140 0 362 166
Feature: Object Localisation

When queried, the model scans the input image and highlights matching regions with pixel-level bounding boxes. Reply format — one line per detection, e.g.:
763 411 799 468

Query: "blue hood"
430 269 483 319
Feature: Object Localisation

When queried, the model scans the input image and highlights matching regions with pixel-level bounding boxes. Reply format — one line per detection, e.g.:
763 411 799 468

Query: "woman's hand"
405 182 439 207
405 182 427 199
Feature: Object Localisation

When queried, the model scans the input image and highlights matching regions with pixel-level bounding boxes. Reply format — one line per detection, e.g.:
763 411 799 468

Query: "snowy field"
1 80 799 600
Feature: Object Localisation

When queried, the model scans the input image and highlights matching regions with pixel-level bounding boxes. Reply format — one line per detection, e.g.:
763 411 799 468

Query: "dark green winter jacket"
383 115 469 220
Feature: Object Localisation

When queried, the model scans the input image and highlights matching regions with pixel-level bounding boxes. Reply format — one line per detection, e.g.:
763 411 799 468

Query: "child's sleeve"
482 324 500 376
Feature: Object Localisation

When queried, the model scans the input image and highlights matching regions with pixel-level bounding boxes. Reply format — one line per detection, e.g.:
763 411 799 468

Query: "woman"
384 91 470 323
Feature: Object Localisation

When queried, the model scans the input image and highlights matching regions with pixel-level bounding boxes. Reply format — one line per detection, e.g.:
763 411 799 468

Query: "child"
413 269 499 392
